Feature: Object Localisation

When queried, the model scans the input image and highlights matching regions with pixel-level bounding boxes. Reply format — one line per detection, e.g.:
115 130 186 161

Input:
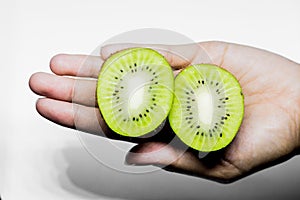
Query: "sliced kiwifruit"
97 48 174 137
169 64 244 152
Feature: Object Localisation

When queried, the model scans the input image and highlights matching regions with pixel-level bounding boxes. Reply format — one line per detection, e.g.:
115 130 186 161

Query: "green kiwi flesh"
97 48 174 137
169 64 244 152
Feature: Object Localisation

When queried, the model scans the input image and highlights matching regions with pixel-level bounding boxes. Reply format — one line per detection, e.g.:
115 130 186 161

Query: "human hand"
29 41 300 183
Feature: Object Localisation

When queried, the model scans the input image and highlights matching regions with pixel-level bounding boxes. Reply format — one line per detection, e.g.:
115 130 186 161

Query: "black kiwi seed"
216 82 219 86
187 106 191 108
220 133 222 137
201 132 204 136
190 125 193 128
139 114 142 118
196 125 200 128
115 77 118 79
198 80 201 84
202 80 205 84
146 109 149 113
118 109 122 112
196 132 199 135
132 117 135 121
226 113 230 117
120 69 123 72
152 98 156 101
144 114 147 117
225 97 229 100
155 82 158 84
134 63 137 67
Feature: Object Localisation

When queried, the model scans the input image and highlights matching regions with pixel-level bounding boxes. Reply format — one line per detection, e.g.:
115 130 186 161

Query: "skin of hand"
29 41 300 183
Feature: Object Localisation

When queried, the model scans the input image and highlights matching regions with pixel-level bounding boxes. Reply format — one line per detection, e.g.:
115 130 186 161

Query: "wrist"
297 110 300 153
290 62 300 153
297 64 300 152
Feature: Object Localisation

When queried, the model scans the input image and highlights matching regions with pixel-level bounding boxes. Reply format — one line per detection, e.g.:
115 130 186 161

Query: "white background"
1 0 300 199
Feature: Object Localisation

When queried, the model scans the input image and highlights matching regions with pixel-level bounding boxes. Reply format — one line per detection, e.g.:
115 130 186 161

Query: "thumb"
125 141 206 171
100 43 202 69
125 142 242 182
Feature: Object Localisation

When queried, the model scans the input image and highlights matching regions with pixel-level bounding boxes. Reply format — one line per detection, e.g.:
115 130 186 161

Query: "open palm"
29 41 300 183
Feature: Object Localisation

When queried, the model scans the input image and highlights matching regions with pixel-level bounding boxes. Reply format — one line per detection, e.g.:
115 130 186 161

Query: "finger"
50 54 103 78
36 98 162 142
36 98 108 136
126 142 242 182
198 41 299 71
100 43 200 69
29 72 97 107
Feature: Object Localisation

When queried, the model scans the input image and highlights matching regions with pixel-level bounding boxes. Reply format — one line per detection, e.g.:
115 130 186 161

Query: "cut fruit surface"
97 48 174 137
169 64 244 151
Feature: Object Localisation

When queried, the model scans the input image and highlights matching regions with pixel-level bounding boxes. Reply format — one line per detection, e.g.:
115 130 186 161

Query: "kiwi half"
169 64 244 152
97 48 174 137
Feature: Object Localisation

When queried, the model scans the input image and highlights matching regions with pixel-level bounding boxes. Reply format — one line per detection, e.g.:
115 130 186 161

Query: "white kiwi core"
196 91 213 125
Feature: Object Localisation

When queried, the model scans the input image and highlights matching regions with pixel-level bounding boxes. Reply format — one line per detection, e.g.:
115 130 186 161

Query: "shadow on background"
55 143 300 200
55 145 211 200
